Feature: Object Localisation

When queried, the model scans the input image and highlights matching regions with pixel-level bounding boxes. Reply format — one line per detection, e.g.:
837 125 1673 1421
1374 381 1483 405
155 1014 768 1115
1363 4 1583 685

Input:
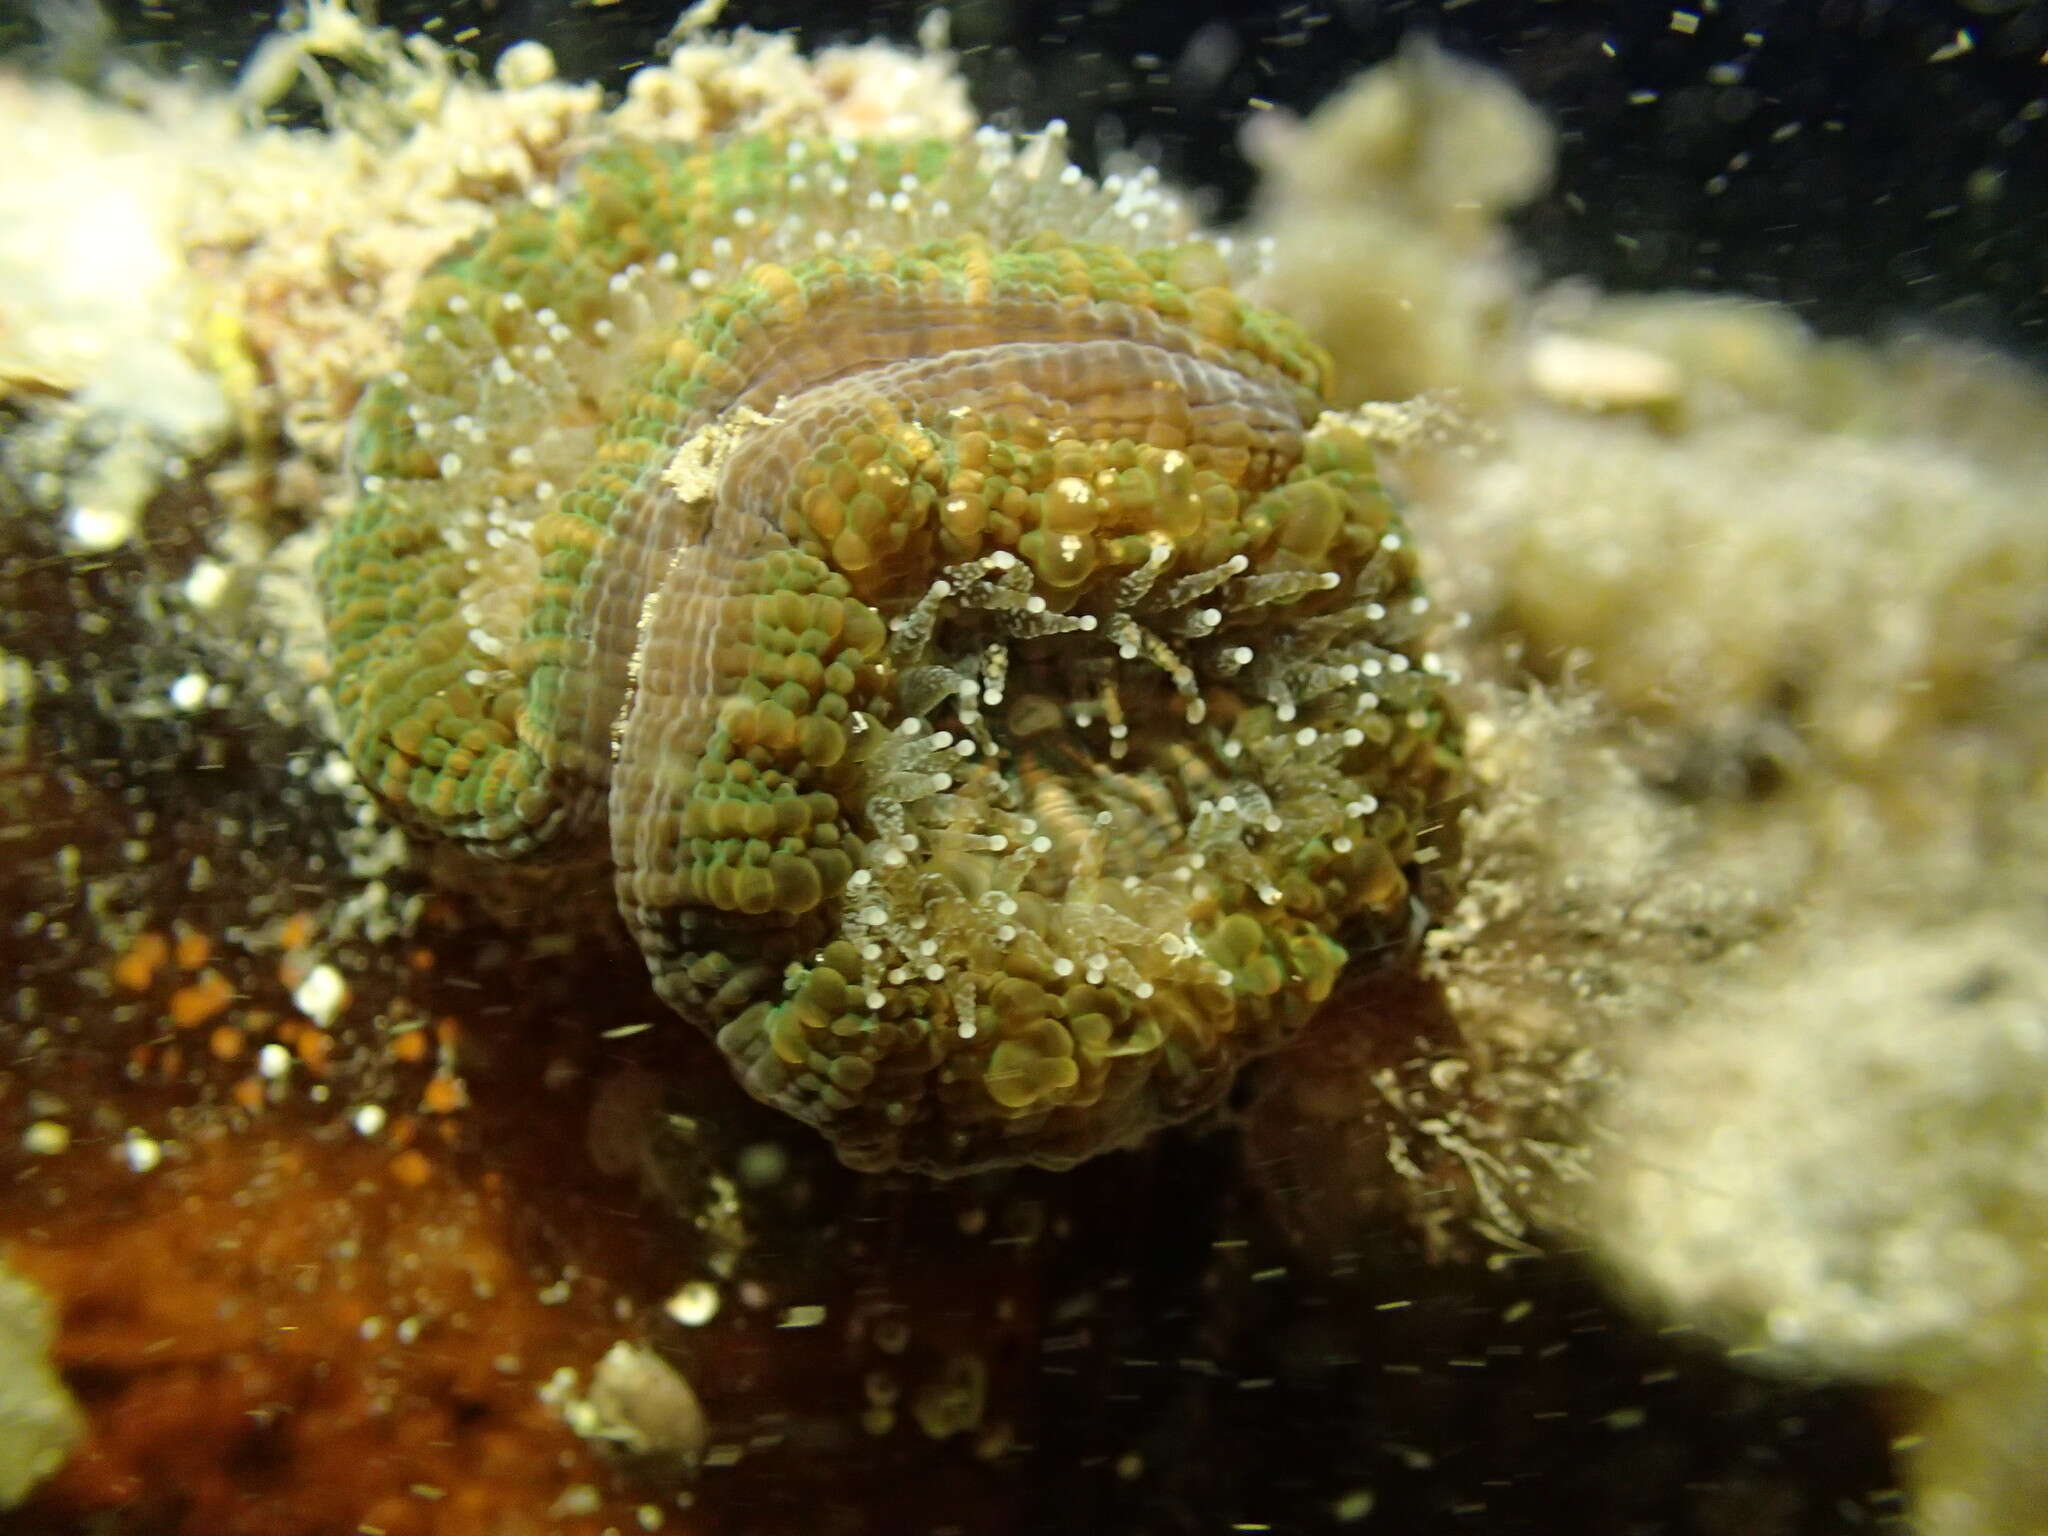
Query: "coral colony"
322 132 1462 1173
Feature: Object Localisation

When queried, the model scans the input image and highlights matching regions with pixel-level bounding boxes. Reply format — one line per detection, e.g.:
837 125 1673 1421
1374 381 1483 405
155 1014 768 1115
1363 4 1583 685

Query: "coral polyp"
319 131 1461 1173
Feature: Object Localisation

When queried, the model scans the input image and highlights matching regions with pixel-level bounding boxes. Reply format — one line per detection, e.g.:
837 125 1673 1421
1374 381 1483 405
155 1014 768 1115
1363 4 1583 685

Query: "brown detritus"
1245 969 1524 1264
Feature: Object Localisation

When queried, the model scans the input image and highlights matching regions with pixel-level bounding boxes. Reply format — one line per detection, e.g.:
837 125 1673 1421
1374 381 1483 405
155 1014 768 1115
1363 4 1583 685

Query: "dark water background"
12 0 2047 359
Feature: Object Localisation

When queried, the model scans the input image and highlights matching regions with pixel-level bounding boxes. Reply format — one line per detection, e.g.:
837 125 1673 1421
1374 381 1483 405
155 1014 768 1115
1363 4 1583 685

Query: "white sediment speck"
665 1280 721 1327
122 1130 163 1173
169 672 209 711
293 963 347 1026
66 503 135 551
182 559 229 609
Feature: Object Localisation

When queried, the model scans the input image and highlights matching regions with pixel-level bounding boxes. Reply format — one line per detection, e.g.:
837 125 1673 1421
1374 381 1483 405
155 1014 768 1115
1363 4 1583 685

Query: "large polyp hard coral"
319 130 1462 1173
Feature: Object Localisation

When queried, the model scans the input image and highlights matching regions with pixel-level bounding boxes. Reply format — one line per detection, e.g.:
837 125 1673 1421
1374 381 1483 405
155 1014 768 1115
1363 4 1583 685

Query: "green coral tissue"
317 131 1463 1174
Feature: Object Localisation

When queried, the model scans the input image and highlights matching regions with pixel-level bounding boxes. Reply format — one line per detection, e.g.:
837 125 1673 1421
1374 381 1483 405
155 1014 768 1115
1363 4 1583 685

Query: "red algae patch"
7 1133 631 1536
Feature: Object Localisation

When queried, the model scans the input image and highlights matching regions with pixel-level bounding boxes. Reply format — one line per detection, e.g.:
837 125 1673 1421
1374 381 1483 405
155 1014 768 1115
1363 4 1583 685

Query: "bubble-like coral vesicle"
319 130 1462 1174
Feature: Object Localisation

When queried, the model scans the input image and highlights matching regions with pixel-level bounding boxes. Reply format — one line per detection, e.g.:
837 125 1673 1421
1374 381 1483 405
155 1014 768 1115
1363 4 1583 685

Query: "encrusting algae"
320 130 1462 1173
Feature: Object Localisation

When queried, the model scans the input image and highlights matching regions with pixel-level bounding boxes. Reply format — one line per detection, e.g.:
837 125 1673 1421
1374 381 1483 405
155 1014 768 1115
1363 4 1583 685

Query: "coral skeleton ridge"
318 130 1463 1174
